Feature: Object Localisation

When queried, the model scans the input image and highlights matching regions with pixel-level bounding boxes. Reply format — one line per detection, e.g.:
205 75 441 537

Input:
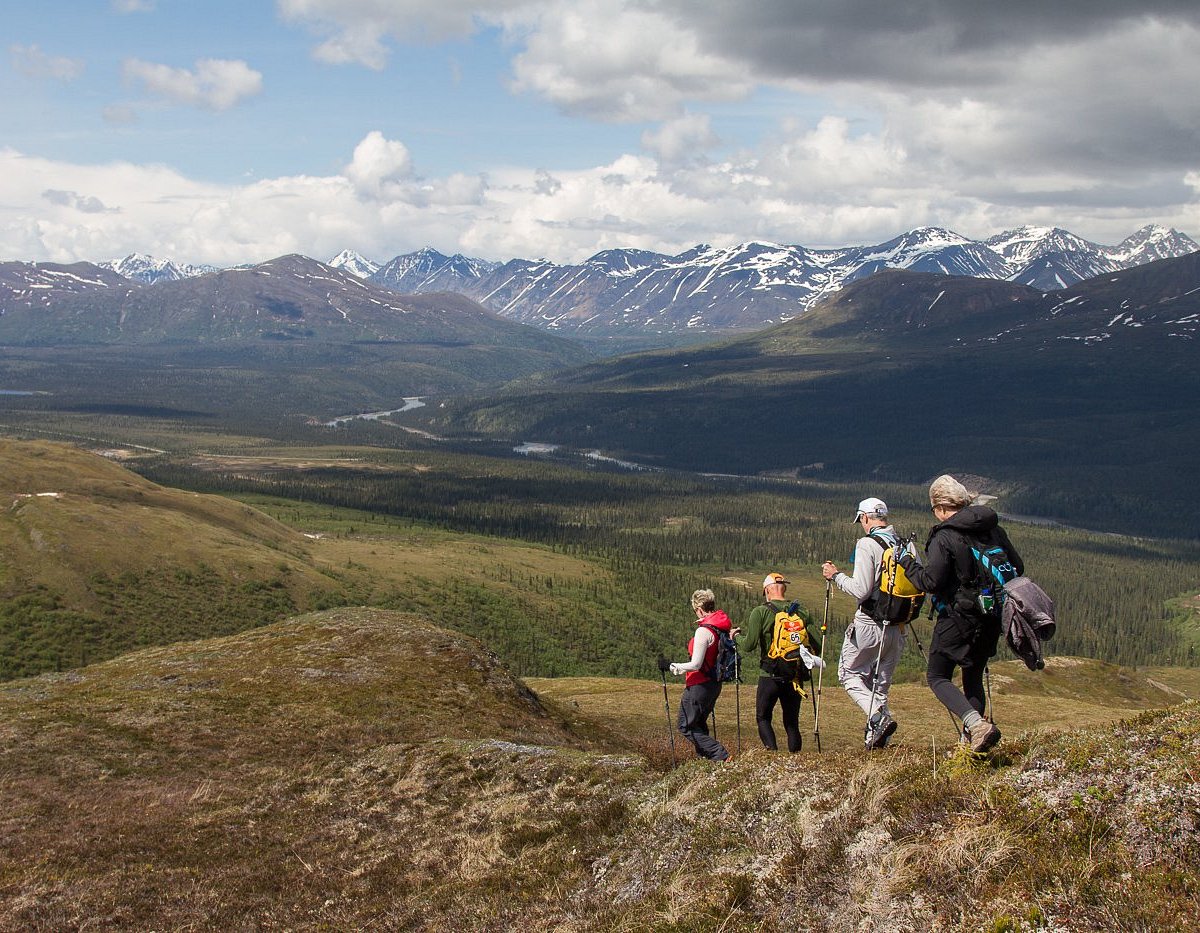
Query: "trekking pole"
813 579 831 752
735 653 743 756
985 664 994 724
908 620 926 658
658 665 677 769
864 624 888 744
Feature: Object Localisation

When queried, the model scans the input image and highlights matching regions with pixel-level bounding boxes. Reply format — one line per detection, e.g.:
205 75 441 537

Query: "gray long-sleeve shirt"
832 524 895 625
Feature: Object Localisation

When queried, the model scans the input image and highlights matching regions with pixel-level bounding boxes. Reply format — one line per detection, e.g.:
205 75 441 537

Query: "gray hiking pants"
838 617 906 719
678 680 729 761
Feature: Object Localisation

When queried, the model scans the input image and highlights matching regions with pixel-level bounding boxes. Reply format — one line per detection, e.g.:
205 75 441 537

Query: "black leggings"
926 650 987 721
755 676 802 752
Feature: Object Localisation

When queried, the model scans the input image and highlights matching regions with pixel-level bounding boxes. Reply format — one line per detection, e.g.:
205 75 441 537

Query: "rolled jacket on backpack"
1002 576 1056 671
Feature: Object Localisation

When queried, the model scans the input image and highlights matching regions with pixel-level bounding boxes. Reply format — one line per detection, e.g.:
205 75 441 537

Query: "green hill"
0 439 350 678
1 608 1197 931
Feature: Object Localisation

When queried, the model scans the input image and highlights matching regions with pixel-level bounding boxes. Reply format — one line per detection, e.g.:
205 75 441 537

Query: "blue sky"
3 1 1199 266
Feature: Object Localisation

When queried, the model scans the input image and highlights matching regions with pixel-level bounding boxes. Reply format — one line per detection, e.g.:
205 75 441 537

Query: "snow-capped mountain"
370 248 500 294
103 253 217 284
460 241 839 332
10 223 1194 337
0 260 130 313
327 250 380 279
355 225 1195 336
1106 224 1199 265
984 226 1102 266
834 226 1012 280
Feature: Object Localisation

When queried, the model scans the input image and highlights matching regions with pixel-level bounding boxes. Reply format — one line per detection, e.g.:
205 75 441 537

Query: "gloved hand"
656 655 671 673
669 662 684 677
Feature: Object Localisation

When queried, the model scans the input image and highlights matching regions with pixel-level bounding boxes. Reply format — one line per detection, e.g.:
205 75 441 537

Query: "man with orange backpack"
735 573 821 753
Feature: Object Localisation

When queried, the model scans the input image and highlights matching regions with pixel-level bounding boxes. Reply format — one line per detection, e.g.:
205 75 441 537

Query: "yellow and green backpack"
862 529 925 625
764 602 812 681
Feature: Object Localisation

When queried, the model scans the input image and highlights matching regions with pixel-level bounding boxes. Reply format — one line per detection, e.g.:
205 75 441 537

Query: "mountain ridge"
10 224 1192 341
419 249 1200 538
354 223 1197 336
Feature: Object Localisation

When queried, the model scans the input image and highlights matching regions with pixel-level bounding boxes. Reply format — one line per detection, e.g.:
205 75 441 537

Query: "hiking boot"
968 719 1001 753
865 712 897 750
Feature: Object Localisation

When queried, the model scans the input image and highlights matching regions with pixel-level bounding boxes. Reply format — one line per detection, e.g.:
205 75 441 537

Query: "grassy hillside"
135 446 1200 671
1 608 1197 931
3 438 1197 691
0 439 353 678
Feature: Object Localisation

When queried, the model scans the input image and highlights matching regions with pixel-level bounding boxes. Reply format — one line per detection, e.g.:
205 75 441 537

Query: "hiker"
736 573 819 753
822 496 907 749
666 589 734 762
896 475 1023 753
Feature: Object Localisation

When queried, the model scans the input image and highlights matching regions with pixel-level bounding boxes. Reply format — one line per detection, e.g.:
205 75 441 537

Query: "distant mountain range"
3 224 1191 341
0 253 592 420
422 249 1200 538
327 224 1198 336
100 253 218 284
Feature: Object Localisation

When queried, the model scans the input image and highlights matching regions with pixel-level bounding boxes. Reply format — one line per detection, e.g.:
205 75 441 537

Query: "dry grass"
1 610 1199 929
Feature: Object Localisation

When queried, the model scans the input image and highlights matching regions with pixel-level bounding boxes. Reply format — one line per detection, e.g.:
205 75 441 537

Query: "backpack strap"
866 528 899 551
698 621 723 674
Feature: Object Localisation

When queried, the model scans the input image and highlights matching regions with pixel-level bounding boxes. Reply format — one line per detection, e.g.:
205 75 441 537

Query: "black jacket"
899 506 1023 664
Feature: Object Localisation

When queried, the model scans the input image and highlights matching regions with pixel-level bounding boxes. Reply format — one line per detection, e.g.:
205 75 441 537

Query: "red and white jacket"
676 610 733 686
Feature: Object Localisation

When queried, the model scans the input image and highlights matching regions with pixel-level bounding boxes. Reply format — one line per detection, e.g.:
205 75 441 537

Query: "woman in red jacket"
667 589 734 762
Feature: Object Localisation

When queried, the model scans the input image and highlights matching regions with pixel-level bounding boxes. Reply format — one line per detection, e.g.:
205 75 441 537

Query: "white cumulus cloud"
641 113 721 167
502 0 753 121
121 57 263 111
345 131 415 199
10 44 85 81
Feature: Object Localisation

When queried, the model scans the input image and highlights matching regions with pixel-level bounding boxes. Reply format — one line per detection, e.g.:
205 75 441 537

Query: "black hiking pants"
926 649 986 720
755 676 802 752
678 680 729 761
926 611 999 722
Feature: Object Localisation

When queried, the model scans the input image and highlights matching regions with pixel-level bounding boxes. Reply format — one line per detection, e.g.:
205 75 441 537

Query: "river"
323 397 426 427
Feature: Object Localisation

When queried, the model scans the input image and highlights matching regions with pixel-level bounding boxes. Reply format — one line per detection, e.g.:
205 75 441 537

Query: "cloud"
111 0 156 11
657 1 1200 87
41 190 117 214
121 57 263 111
641 113 720 167
345 131 414 198
277 0 522 68
10 44 85 81
501 0 753 121
3 95 1198 272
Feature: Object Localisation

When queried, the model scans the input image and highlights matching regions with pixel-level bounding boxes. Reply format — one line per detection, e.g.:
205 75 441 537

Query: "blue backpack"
700 623 741 683
967 541 1020 616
